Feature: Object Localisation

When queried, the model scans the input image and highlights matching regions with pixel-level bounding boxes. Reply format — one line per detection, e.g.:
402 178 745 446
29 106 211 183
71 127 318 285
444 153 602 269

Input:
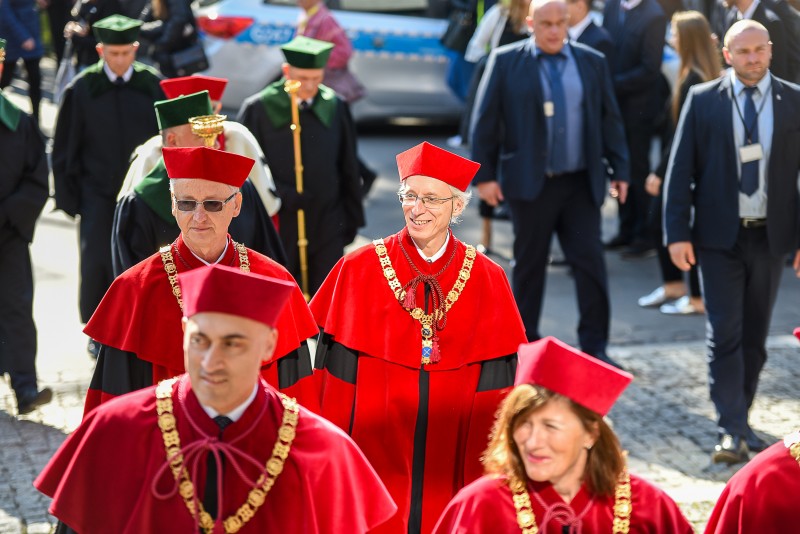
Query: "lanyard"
731 84 771 144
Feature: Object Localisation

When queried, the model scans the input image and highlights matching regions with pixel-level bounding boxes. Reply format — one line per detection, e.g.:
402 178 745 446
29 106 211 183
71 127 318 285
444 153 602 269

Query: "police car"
194 0 463 122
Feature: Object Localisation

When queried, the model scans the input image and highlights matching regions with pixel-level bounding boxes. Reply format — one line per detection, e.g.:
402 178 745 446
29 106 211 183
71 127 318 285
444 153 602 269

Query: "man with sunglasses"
111 89 286 277
81 146 320 418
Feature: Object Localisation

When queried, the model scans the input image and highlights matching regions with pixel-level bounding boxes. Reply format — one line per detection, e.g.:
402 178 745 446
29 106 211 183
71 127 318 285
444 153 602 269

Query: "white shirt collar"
737 0 760 19
188 239 230 266
620 0 643 11
415 231 450 263
200 383 259 423
568 14 593 40
103 63 133 83
731 68 772 97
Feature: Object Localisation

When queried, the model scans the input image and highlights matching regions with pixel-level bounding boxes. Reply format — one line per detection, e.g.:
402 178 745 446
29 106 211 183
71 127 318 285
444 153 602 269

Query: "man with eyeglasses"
238 36 364 295
310 142 526 533
81 146 320 418
111 89 286 277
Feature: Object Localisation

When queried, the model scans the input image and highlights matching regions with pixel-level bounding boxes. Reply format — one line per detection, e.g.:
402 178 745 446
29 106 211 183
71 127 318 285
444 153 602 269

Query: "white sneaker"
660 296 701 315
637 287 669 308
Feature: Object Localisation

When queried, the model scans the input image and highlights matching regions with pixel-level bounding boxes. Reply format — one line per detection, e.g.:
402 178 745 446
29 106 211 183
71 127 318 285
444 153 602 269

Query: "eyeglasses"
398 192 455 208
174 192 238 212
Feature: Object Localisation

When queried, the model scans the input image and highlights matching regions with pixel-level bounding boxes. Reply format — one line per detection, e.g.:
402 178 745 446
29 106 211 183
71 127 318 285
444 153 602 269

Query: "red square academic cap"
515 337 633 416
395 141 480 192
178 265 294 328
160 75 228 101
162 146 253 188
794 327 800 343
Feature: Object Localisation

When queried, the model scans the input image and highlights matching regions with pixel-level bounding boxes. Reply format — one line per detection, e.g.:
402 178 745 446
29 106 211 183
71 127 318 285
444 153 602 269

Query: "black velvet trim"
276 341 314 389
89 345 153 396
476 354 518 392
314 332 358 385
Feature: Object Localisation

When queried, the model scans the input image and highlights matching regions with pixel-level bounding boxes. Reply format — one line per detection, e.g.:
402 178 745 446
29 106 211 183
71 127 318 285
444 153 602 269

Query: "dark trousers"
697 226 784 438
79 193 117 323
508 171 610 354
0 233 39 394
618 118 654 243
651 192 701 296
47 0 72 64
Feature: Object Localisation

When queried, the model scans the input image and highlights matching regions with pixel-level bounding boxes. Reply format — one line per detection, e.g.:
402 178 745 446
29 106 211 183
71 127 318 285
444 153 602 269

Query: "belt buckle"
741 218 764 228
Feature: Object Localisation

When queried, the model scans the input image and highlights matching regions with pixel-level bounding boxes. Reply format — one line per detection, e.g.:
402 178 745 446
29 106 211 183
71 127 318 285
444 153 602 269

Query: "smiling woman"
434 337 694 534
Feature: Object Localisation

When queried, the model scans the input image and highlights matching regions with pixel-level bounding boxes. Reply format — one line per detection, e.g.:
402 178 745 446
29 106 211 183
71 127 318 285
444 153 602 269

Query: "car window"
263 0 450 18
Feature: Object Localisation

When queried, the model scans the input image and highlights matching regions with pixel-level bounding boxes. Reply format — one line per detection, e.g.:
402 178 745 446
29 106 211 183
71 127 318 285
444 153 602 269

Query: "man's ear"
96 43 104 59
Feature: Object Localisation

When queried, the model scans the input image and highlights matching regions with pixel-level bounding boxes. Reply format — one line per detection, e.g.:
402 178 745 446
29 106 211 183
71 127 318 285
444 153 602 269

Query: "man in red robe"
83 146 319 416
310 142 527 533
35 264 397 533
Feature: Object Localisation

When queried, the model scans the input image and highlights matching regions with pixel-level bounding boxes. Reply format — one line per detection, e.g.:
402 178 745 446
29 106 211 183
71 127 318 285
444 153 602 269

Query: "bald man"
665 20 800 465
471 0 629 368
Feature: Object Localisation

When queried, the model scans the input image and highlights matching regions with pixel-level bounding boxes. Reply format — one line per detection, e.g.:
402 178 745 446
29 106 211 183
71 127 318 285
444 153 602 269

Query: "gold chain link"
155 378 299 533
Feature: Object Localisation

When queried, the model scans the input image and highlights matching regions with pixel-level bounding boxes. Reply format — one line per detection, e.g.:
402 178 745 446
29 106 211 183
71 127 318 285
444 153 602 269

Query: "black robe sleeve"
111 192 179 276
52 83 83 217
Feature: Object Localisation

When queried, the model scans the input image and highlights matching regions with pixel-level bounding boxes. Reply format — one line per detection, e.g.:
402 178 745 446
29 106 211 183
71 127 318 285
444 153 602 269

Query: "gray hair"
397 181 473 225
169 179 240 196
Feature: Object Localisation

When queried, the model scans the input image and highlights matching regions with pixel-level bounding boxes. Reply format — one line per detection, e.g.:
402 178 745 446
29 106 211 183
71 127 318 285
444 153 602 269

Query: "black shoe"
589 350 627 371
87 338 100 359
17 387 53 415
620 241 657 260
745 429 770 452
712 434 749 464
604 235 632 250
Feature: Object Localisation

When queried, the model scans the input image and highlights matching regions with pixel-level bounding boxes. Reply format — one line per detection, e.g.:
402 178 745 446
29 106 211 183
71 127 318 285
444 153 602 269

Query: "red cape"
85 234 317 372
434 474 693 533
310 229 527 533
310 228 525 370
35 375 397 533
705 437 800 533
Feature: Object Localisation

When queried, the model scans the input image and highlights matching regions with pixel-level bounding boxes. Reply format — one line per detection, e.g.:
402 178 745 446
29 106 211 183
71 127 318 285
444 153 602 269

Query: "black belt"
545 169 587 179
740 218 767 228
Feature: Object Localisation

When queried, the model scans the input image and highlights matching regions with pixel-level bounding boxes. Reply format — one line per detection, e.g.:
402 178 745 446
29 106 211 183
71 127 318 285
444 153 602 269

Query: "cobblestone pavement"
3 335 799 533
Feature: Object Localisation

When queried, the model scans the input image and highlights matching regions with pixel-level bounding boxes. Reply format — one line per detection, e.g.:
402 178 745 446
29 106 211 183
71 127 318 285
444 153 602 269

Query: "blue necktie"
740 86 759 196
542 53 568 174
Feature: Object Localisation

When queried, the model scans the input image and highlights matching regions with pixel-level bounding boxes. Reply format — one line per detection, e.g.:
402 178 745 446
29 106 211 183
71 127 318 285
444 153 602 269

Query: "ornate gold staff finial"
189 114 227 148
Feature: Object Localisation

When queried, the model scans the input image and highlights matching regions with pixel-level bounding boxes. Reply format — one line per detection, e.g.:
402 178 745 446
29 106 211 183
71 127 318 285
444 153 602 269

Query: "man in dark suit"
567 0 614 64
665 20 800 464
471 0 630 367
714 0 795 82
602 0 666 256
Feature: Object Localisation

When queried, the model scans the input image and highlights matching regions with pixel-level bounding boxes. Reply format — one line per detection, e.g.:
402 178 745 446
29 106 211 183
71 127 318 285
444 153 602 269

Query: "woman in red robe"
434 337 693 533
310 142 527 533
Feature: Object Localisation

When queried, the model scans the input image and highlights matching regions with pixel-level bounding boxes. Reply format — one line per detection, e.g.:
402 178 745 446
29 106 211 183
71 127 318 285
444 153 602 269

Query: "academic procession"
2 0 800 531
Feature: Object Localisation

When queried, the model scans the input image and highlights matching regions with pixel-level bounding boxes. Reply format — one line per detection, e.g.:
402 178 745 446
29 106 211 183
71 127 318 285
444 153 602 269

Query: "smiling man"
36 264 396 533
81 146 320 418
310 142 526 533
52 15 164 351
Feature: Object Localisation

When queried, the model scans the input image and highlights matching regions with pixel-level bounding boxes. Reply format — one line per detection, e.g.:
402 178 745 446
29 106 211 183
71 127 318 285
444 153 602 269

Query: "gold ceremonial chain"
509 464 632 534
785 430 800 469
155 378 299 533
159 240 250 311
373 238 476 365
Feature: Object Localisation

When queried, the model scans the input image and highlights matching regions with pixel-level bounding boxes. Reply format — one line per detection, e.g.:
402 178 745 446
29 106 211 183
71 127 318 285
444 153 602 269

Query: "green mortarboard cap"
154 91 214 131
93 15 142 45
0 38 6 50
0 38 5 61
281 36 333 69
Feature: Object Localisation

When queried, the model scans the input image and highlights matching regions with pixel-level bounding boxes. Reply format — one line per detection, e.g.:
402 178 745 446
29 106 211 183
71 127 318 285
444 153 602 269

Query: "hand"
793 249 800 278
477 181 504 207
610 180 628 204
21 38 35 51
645 173 662 197
668 241 696 272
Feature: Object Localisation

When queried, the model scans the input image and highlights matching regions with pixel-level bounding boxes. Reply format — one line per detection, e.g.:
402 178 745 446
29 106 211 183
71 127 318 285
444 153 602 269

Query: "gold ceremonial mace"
284 79 311 301
189 114 227 147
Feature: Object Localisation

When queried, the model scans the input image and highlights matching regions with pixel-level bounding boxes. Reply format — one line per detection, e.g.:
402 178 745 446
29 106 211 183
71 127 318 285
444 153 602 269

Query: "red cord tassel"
402 286 416 309
430 337 441 363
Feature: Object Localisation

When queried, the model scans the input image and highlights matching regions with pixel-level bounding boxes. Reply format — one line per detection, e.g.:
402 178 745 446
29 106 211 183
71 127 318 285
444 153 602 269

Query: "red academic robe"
434 474 693 533
309 228 527 534
83 234 319 415
704 435 800 533
35 375 397 533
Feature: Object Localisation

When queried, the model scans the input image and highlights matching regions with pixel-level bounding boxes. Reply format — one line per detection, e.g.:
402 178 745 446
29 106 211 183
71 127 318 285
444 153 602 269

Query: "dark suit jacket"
722 3 790 82
664 74 800 255
603 0 667 122
470 40 630 206
576 20 614 66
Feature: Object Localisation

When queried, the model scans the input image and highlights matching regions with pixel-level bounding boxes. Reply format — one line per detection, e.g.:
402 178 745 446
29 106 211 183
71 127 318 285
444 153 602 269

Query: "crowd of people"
1 0 800 531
